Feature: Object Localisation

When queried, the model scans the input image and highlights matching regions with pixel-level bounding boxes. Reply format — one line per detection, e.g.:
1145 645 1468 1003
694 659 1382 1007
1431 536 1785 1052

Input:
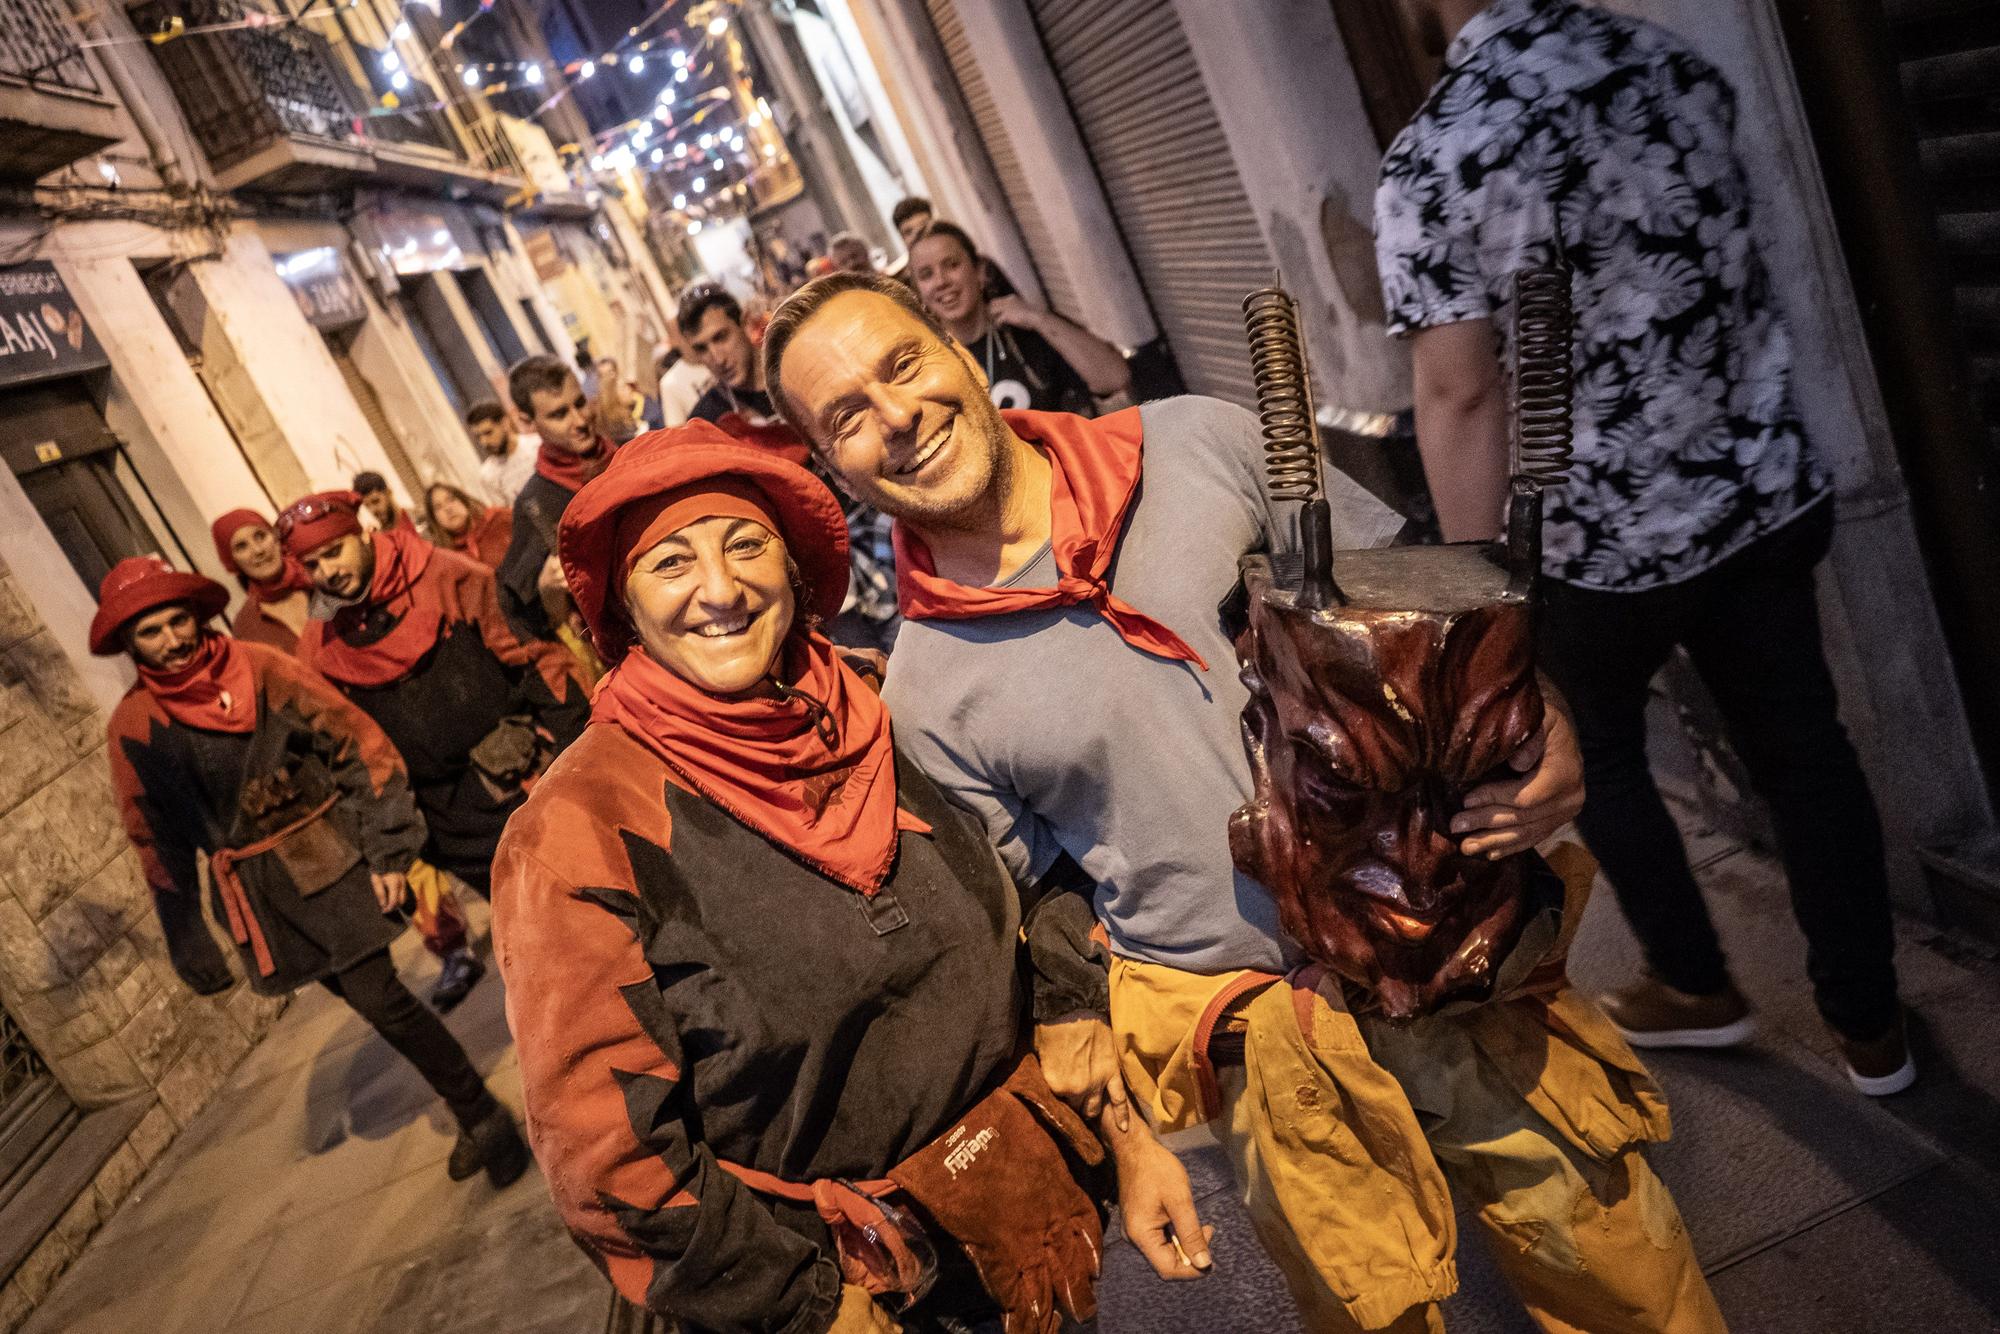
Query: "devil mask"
1229 545 1545 1020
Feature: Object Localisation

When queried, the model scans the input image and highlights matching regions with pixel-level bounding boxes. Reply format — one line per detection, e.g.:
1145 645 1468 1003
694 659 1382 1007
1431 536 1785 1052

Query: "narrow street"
23 797 2000 1334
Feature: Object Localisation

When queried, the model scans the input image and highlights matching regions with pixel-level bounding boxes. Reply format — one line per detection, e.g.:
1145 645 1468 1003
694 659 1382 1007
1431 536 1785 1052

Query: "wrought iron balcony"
0 0 121 179
131 0 373 189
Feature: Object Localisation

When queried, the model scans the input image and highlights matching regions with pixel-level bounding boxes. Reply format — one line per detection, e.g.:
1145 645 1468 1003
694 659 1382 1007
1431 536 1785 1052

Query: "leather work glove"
888 1055 1104 1334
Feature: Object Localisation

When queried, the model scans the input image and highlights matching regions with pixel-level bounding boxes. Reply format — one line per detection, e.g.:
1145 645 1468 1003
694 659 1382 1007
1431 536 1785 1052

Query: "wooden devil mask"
1229 545 1544 1020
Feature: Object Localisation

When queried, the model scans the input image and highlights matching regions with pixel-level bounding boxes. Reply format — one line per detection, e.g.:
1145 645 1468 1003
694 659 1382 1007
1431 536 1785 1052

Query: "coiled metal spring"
1511 259 1576 488
1242 286 1322 503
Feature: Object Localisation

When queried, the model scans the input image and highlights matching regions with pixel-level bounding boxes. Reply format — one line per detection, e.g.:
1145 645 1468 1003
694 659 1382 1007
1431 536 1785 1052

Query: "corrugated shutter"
920 0 1083 321
328 339 426 498
1029 0 1274 407
1893 0 2000 457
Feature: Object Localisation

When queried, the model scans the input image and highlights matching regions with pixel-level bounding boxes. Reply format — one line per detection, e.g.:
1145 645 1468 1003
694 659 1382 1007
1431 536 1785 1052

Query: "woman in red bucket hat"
491 424 1194 1333
91 557 529 1187
208 508 314 654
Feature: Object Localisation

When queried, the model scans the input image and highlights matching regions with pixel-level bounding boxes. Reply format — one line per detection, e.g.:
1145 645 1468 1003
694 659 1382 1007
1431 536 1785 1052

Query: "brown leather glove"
888 1054 1103 1334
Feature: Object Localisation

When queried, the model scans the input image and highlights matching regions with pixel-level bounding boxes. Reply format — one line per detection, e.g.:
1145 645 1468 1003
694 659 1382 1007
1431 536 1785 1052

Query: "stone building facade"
0 552 284 1329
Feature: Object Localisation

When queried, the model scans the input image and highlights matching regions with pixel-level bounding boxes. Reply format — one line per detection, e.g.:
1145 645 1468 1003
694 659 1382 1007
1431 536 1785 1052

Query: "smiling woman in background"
424 481 513 570
211 508 314 654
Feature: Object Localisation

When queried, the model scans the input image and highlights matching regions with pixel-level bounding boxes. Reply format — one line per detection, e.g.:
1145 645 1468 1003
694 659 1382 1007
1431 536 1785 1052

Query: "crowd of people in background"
80 5 1922 1323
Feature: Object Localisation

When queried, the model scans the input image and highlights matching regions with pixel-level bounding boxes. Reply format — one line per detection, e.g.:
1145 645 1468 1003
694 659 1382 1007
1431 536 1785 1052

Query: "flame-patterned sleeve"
249 645 426 876
491 815 842 1334
106 692 234 994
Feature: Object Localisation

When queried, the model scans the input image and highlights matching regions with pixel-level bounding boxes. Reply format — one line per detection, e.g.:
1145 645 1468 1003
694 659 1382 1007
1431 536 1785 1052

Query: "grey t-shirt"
885 396 1404 973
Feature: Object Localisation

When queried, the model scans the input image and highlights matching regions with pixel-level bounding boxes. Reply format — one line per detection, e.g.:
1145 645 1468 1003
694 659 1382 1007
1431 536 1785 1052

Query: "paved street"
25 804 2000 1334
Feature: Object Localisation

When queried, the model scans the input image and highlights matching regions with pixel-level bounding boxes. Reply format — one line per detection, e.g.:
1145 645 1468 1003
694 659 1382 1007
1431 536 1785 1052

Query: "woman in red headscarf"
211 508 314 654
491 426 1191 1334
423 481 513 570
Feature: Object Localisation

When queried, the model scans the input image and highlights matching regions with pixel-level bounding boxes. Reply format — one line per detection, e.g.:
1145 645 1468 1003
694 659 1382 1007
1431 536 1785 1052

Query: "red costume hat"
275 491 365 558
559 422 850 662
89 557 229 656
209 508 270 571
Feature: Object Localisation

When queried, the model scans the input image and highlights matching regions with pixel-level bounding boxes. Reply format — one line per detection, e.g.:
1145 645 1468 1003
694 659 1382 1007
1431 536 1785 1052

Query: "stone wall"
0 556 284 1327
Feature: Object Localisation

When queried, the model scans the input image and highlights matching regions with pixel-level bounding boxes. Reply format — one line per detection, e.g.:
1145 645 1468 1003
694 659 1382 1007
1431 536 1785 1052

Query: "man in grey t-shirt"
751 274 1725 1334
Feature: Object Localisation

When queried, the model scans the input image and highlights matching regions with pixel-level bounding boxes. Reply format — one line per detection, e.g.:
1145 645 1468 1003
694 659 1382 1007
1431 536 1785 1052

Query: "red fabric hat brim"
559 422 851 662
89 561 230 656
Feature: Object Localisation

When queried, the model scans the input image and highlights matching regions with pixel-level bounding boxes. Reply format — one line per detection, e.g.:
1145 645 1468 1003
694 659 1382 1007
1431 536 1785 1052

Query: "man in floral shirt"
1376 0 1910 1094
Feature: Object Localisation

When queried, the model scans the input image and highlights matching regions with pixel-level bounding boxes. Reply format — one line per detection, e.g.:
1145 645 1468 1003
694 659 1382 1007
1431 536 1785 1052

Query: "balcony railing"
132 0 364 173
0 0 102 96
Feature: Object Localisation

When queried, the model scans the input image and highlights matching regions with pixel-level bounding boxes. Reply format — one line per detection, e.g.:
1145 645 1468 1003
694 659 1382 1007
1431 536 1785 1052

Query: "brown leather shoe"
1600 973 1756 1049
1841 1019 1916 1097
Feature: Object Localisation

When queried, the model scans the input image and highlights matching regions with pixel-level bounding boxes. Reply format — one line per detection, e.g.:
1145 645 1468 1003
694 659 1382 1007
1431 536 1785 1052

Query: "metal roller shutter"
920 0 1083 321
1892 0 2000 458
328 337 426 500
1029 0 1274 407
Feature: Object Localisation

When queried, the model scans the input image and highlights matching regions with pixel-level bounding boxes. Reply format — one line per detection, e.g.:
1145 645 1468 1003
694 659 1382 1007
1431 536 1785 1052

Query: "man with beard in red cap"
278 492 589 902
212 507 482 1010
94 557 528 1186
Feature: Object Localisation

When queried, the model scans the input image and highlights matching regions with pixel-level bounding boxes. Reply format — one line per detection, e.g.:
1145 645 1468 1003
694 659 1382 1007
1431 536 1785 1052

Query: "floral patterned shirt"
1374 0 1827 590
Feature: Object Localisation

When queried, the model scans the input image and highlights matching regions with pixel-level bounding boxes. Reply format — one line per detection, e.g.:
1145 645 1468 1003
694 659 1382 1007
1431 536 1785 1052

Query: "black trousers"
1538 503 1900 1040
322 948 493 1129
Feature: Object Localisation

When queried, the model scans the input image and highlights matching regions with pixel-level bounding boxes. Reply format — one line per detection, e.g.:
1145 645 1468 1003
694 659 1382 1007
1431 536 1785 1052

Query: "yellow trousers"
1113 959 1726 1332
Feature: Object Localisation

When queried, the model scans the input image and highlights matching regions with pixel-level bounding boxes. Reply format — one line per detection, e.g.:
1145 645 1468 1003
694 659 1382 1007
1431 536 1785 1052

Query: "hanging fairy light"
579 58 596 80
674 66 688 84
381 49 400 72
391 19 410 40
698 132 712 149
692 175 705 192
390 69 410 91
688 220 702 235
671 49 687 67
673 192 686 208
707 14 728 36
627 53 645 74
590 154 606 170
650 147 665 164
462 66 481 87
675 142 687 158
524 62 544 86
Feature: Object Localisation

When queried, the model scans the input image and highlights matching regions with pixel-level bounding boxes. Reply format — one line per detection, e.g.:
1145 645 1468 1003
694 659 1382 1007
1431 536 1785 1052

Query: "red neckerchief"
137 632 257 733
591 637 927 895
245 558 313 607
536 434 616 492
311 529 443 688
892 406 1207 670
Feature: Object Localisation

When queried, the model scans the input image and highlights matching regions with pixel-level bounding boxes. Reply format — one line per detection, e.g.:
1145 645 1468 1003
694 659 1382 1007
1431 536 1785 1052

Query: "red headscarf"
536 434 617 492
275 491 366 559
210 508 313 603
563 425 919 894
137 632 257 733
892 406 1207 670
89 557 230 657
305 528 443 688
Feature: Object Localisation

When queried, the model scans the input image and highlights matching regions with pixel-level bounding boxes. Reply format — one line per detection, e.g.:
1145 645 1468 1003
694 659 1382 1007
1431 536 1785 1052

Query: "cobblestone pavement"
25 807 2000 1333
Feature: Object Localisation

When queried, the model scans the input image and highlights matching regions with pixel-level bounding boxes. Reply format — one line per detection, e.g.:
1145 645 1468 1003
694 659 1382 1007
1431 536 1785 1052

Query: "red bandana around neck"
311 528 444 688
892 406 1208 670
591 635 925 895
537 435 615 492
247 558 314 607
138 632 257 733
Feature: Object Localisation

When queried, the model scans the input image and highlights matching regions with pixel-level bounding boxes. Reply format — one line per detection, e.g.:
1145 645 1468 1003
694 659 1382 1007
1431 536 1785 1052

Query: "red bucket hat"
89 557 230 656
559 422 850 662
275 491 364 558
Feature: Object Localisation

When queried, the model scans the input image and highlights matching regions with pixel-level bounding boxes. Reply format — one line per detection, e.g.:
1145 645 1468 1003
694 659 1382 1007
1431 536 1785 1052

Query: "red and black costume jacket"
492 724 1103 1333
109 642 426 995
299 544 588 888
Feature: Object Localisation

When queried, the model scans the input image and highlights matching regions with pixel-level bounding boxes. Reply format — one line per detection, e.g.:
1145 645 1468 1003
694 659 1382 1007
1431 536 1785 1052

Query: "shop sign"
0 263 108 389
522 228 566 282
275 248 368 330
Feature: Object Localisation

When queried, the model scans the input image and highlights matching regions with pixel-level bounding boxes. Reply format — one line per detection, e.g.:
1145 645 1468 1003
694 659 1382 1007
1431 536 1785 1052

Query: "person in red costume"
493 427 1206 1334
211 508 313 654
93 557 528 1187
211 505 482 1008
493 354 619 647
424 481 513 569
279 491 588 903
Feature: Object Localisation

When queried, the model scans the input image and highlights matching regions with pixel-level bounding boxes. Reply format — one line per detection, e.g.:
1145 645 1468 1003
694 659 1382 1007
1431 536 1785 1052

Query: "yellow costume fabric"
1109 847 1727 1332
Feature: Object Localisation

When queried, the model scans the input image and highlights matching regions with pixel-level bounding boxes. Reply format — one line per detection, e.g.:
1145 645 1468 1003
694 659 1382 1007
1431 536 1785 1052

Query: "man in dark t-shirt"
908 221 1127 415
